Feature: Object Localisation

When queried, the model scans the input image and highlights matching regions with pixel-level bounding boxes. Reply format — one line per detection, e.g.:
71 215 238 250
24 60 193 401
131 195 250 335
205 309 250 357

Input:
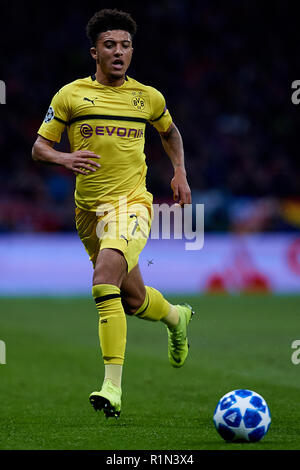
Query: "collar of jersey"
90 74 129 88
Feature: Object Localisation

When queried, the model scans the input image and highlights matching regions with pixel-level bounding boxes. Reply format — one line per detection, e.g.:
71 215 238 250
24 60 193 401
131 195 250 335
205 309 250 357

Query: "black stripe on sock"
135 292 150 317
94 293 121 304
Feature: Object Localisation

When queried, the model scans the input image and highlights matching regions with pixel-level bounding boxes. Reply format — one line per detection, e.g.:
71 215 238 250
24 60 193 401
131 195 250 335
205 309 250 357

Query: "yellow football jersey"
38 75 173 211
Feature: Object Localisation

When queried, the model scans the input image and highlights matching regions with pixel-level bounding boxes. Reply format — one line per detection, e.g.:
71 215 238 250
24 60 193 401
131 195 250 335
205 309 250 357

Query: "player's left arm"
159 122 192 206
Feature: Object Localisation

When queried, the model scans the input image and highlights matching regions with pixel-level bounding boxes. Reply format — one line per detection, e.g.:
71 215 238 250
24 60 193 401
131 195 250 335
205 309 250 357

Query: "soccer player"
32 9 193 419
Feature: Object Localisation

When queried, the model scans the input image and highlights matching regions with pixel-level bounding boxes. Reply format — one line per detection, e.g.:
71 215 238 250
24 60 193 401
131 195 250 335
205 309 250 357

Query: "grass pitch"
0 295 299 450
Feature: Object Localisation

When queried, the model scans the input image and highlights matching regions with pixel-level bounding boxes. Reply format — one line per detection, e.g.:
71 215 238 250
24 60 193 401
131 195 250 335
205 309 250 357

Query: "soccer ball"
213 389 271 442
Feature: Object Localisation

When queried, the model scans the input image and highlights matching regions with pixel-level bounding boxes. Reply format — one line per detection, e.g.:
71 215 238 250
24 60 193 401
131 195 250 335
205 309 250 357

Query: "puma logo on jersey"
83 97 96 105
120 235 129 244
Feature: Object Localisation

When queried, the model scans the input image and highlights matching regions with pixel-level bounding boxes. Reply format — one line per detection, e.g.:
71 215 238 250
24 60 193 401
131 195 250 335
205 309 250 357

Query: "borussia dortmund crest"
132 96 145 110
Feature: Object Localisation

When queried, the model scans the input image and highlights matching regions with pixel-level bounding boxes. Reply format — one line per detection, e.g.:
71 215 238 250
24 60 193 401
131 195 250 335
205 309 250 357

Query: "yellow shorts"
75 198 152 272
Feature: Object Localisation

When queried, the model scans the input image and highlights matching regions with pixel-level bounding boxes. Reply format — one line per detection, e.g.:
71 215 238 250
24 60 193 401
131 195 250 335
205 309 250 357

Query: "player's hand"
171 170 192 207
61 150 101 175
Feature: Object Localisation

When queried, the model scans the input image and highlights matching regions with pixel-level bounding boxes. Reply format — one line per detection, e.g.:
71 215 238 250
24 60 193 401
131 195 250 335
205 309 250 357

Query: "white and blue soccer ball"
213 389 271 442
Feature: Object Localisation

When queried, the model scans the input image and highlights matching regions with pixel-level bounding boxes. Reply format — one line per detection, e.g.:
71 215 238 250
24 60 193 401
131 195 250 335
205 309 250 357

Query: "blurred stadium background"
1 0 299 295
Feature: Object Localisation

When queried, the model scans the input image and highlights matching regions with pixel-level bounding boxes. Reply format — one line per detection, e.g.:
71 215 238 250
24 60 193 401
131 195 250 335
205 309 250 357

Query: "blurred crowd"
1 0 299 233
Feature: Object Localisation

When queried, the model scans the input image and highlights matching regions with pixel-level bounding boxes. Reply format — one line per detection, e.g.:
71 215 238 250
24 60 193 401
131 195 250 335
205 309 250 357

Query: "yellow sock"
92 284 127 365
161 304 180 329
104 364 123 388
134 286 170 321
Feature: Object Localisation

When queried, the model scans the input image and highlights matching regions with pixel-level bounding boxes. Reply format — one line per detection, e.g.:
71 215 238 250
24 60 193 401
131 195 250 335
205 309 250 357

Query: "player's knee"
93 248 127 286
93 267 123 286
121 293 145 315
93 267 111 286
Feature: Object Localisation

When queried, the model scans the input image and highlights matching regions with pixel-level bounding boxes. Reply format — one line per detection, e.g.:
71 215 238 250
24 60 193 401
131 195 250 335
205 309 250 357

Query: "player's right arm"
32 135 101 175
32 85 100 175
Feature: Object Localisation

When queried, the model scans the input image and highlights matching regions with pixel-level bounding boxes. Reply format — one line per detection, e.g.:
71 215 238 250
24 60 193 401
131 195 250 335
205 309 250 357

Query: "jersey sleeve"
147 87 173 133
37 87 70 143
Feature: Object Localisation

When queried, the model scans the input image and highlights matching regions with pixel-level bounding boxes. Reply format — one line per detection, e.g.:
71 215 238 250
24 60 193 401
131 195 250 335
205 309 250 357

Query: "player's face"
92 30 133 80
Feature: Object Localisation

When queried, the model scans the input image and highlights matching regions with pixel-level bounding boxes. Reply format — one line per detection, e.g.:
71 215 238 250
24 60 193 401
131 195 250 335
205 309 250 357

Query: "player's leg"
121 264 177 327
121 264 194 368
90 247 127 418
75 208 127 417
120 264 146 315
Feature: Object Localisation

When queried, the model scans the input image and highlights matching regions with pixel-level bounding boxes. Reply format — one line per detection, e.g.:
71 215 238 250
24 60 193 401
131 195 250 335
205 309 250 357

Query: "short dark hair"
86 9 137 46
